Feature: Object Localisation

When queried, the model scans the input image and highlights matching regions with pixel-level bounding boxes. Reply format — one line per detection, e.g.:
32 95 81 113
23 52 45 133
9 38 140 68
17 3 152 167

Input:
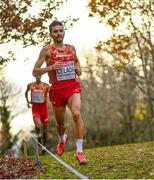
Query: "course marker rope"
30 137 89 179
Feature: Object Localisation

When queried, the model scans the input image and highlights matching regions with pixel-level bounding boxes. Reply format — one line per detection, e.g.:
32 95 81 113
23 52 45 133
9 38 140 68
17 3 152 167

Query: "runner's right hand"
27 102 32 108
51 61 64 70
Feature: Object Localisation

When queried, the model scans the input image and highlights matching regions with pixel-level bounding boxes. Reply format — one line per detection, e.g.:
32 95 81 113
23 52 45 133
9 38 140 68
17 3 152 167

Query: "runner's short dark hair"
49 20 63 33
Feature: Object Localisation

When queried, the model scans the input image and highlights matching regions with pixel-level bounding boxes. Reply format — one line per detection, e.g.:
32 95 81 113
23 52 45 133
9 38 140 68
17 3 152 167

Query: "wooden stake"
23 139 27 157
36 167 40 179
34 141 41 179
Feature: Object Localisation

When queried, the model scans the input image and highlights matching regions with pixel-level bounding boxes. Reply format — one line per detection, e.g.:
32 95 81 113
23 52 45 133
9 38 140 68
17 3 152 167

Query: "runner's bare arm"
72 45 82 76
46 83 50 93
32 47 53 77
47 84 50 92
25 84 31 108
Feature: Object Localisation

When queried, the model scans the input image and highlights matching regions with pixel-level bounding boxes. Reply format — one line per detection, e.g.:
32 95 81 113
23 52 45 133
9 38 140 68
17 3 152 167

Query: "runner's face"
50 25 65 43
36 76 41 82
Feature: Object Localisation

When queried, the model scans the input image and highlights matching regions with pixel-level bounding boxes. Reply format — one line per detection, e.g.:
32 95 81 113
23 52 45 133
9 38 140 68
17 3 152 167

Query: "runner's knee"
34 119 42 128
42 124 47 132
72 110 81 122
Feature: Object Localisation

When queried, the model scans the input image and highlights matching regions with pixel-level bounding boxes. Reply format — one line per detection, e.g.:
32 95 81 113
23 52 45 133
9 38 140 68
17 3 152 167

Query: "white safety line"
32 137 89 179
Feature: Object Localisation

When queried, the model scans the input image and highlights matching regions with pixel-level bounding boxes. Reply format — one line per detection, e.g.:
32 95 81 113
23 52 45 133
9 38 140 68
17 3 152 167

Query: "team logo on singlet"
56 54 72 58
56 61 75 81
31 90 44 103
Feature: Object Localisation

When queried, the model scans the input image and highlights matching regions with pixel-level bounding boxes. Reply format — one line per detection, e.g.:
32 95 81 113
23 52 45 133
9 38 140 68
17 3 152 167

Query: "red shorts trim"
49 81 81 107
32 103 48 125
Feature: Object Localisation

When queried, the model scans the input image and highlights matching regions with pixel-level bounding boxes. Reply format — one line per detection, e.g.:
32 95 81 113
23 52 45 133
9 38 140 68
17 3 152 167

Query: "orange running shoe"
76 152 87 165
56 134 67 155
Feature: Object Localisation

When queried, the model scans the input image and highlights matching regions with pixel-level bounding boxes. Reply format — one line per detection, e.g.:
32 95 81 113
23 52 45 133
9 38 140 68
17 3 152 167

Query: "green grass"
39 141 154 179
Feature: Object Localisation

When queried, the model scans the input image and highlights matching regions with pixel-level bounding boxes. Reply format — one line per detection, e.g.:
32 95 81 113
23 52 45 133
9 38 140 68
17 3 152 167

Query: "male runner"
32 20 87 164
25 76 50 153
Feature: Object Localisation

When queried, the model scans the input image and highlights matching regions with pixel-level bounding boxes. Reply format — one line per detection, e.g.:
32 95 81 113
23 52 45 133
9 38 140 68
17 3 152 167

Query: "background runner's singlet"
30 83 47 104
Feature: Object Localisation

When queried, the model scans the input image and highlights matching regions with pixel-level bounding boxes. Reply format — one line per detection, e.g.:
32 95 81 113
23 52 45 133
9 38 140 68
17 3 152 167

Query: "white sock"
58 134 64 143
75 139 83 152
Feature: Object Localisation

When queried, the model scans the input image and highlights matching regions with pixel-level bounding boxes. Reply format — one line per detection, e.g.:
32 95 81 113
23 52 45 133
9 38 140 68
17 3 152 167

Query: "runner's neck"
36 81 41 85
52 43 67 51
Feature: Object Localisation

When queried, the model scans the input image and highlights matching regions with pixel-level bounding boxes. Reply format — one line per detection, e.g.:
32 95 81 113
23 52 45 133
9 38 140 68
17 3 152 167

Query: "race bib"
56 61 75 81
31 90 44 103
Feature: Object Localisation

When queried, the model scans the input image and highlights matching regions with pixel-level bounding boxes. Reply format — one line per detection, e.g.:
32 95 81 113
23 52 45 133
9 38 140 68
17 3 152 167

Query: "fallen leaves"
0 157 38 179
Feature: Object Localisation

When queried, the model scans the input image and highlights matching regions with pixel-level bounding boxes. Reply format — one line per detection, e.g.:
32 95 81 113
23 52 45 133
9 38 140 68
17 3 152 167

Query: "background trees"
0 0 79 65
0 0 68 45
86 0 154 143
0 72 21 154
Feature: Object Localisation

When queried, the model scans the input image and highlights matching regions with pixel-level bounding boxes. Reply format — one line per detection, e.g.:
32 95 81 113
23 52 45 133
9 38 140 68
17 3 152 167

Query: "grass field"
40 141 154 179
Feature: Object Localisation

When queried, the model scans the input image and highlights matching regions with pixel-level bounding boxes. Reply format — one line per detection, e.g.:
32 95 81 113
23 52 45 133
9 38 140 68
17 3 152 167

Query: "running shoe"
56 134 67 155
76 152 87 165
